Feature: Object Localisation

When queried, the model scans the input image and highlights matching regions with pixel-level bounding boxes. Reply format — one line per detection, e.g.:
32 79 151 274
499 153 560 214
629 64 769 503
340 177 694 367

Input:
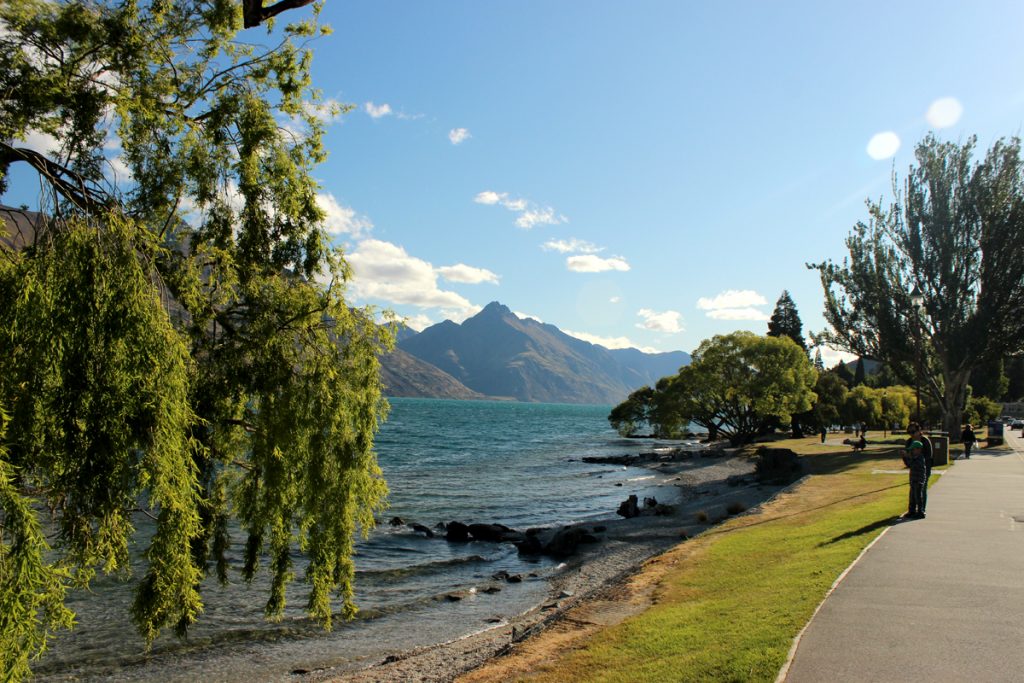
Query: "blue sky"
10 1 1024 363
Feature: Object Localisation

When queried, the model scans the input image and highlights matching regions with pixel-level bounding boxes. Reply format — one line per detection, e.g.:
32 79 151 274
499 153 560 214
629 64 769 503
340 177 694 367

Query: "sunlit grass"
514 439 911 683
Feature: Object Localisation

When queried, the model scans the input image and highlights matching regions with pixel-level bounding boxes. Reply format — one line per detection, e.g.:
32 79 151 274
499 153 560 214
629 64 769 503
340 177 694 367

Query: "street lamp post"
910 287 925 426
882 389 888 439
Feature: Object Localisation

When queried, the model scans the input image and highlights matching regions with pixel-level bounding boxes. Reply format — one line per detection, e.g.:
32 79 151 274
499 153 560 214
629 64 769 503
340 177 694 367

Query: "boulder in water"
514 535 544 555
445 521 470 542
468 523 520 542
616 494 640 518
544 526 599 558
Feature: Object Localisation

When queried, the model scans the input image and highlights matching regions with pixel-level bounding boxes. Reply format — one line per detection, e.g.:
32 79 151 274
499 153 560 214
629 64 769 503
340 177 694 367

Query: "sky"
10 1 1024 365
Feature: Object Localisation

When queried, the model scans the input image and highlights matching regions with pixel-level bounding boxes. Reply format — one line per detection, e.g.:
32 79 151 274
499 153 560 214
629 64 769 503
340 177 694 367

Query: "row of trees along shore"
1 2 391 679
611 136 1024 445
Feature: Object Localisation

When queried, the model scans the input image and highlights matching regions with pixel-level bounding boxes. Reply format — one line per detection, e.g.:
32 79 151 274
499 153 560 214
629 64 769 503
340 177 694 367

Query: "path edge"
773 522 893 683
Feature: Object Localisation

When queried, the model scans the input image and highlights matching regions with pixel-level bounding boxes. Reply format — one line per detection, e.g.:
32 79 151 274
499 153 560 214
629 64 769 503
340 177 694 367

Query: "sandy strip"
308 449 786 683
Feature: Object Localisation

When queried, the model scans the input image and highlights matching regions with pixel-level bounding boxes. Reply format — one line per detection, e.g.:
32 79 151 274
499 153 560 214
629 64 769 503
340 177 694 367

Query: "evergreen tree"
854 357 867 386
1007 356 1024 401
832 361 855 387
0 1 391 673
767 290 807 352
813 348 825 372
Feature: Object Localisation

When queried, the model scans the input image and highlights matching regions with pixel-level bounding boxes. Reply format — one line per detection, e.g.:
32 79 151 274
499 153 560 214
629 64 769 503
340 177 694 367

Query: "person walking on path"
820 425 827 443
961 424 977 459
901 439 927 519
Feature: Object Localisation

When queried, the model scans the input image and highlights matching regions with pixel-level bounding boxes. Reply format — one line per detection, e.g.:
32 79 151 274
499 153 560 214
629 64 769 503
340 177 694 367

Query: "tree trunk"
938 368 971 442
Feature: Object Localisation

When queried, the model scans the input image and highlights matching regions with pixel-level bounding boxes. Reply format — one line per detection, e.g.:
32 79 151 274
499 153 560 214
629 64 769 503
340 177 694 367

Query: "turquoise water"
37 398 688 681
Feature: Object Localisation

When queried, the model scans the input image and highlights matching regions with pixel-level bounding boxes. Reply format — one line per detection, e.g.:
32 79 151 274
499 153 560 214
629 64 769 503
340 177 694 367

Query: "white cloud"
514 311 543 322
16 129 60 155
365 102 393 119
304 98 346 125
926 97 963 129
636 308 683 333
474 190 504 205
867 131 900 160
541 238 602 254
563 329 656 353
818 345 858 368
697 290 768 311
448 128 471 145
705 307 770 321
475 190 567 229
437 263 500 284
317 193 373 237
609 296 622 304
516 207 563 230
402 313 434 332
107 155 133 183
697 290 769 321
346 239 480 320
566 254 630 273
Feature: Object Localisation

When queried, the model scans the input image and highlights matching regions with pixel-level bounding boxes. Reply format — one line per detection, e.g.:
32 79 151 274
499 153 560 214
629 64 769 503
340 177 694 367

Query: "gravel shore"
307 447 784 683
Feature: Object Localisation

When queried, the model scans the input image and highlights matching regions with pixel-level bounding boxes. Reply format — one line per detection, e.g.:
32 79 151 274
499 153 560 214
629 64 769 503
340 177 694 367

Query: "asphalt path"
782 431 1024 682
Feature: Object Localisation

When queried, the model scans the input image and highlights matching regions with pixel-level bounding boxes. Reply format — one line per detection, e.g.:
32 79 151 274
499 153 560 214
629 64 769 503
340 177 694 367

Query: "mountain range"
379 302 690 405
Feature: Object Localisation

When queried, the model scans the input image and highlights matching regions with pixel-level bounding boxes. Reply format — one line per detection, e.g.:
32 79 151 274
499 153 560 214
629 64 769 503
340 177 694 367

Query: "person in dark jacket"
904 423 933 516
902 439 927 519
961 424 977 459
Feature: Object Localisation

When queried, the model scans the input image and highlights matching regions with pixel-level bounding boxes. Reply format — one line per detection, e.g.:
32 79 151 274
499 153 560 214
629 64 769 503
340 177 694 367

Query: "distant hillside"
396 302 690 404
378 347 484 399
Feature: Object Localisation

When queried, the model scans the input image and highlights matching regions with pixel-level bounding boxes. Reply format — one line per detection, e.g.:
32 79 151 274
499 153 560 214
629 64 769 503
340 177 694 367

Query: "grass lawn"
507 438 916 683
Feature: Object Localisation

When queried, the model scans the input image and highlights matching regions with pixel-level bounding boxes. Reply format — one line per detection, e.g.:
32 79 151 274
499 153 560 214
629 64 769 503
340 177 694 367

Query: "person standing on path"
961 424 977 459
904 423 933 516
901 439 927 519
820 425 827 443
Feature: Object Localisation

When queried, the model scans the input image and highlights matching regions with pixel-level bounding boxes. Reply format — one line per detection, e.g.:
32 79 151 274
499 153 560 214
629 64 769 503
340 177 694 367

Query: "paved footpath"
783 433 1024 682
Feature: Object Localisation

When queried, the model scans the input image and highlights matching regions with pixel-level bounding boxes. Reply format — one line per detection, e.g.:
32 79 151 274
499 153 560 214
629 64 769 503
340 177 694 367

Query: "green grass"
520 440 912 683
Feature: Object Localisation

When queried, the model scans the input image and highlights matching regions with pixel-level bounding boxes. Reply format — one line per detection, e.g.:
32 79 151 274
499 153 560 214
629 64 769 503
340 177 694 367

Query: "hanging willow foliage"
0 1 393 675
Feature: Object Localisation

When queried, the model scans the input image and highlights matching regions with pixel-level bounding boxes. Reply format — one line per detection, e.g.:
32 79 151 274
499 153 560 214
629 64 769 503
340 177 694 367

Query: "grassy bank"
466 439 917 683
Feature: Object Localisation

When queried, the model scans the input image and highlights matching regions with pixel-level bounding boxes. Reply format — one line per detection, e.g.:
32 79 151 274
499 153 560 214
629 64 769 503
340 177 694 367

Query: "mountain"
378 347 485 399
608 347 690 388
395 302 690 404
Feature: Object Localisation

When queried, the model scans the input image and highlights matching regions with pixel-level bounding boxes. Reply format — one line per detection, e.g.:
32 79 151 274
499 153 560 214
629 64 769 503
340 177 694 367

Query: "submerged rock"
410 523 435 538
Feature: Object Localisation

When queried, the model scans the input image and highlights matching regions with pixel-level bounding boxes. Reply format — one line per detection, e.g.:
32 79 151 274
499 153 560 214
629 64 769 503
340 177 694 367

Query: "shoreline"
307 446 785 683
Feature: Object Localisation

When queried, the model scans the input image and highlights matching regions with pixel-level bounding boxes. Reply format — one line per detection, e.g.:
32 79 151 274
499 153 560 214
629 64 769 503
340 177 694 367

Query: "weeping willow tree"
0 0 392 675
811 135 1024 438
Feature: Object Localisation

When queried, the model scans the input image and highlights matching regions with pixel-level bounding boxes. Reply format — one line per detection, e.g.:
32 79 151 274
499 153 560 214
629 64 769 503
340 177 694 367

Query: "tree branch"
0 142 110 214
243 0 317 28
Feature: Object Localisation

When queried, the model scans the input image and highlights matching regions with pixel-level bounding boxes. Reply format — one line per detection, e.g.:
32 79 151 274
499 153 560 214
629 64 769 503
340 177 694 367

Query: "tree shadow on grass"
793 447 905 477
